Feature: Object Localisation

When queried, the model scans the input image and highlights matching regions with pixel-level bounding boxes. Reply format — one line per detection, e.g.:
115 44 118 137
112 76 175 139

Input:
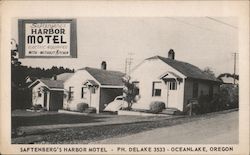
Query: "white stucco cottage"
28 73 74 111
130 50 221 112
63 66 125 113
29 79 65 111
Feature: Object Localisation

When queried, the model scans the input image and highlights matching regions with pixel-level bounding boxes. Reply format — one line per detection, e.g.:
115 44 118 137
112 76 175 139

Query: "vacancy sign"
18 19 77 58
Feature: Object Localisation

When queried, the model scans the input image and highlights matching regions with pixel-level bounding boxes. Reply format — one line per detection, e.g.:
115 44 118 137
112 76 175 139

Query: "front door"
166 81 178 108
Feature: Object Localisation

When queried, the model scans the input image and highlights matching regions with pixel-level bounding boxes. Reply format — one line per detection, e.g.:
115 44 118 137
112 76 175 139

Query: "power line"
206 17 238 29
166 17 215 33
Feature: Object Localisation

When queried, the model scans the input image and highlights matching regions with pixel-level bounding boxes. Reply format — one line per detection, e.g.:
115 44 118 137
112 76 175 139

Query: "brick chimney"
101 61 107 70
168 49 175 60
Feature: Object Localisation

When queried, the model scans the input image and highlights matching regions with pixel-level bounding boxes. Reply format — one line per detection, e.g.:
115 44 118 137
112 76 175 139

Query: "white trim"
29 79 64 91
77 69 102 86
50 88 64 91
100 85 124 89
130 60 145 74
28 79 51 90
28 79 41 88
159 71 184 79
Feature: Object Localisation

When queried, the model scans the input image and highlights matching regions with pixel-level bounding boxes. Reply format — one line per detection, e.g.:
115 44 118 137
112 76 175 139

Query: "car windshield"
116 97 123 100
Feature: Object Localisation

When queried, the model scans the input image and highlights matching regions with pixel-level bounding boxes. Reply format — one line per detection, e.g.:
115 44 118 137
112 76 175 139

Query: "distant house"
130 49 221 111
220 76 239 85
28 73 73 111
63 66 124 113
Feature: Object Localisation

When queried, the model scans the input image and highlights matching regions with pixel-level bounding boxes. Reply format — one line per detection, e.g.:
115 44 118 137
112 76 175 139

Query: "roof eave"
185 77 222 84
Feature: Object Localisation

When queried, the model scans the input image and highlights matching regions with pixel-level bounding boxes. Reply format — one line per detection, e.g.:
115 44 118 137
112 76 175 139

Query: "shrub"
194 84 239 114
149 101 166 113
76 103 89 112
197 95 213 114
31 104 43 110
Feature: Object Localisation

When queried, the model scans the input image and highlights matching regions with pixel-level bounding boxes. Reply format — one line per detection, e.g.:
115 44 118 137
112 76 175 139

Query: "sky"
12 17 238 76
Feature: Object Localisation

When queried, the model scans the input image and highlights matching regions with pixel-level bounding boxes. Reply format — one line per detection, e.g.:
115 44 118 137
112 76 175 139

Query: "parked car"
103 96 128 112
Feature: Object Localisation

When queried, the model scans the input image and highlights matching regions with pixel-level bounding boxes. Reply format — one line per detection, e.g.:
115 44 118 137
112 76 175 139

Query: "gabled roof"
78 67 125 86
40 79 64 89
55 73 74 82
147 56 220 82
29 79 64 90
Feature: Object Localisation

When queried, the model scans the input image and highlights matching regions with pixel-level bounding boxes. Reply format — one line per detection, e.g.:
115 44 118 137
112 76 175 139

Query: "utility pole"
232 52 238 84
125 52 134 75
124 59 127 74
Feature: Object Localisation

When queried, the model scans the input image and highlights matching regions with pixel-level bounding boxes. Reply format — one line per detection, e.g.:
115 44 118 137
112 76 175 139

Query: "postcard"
0 1 249 154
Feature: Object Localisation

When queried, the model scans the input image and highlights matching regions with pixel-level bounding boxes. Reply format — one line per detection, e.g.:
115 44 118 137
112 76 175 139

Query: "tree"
122 76 139 109
203 67 216 78
11 39 21 67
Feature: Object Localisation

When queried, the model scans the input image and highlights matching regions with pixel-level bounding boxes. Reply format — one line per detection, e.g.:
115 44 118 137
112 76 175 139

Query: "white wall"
31 82 49 107
63 70 100 112
130 58 186 111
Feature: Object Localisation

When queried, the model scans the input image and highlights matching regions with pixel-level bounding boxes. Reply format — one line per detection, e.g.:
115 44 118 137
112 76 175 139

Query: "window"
68 86 74 100
152 81 161 96
81 87 87 98
169 81 177 90
37 91 42 97
116 97 123 100
193 82 199 98
91 87 96 94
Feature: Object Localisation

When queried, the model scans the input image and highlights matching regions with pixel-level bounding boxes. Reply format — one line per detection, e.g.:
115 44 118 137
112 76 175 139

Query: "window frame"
68 86 74 100
132 81 140 95
193 82 199 98
169 81 177 90
152 81 162 97
81 86 87 99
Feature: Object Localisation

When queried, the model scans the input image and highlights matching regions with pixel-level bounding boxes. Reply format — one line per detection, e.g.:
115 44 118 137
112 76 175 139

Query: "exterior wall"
49 91 64 111
31 82 48 107
183 79 220 111
63 70 101 112
213 85 220 95
183 79 193 110
130 59 186 111
99 88 123 111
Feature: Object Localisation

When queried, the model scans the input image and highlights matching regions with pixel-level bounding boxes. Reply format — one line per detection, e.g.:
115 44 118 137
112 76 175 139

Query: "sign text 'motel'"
18 19 77 58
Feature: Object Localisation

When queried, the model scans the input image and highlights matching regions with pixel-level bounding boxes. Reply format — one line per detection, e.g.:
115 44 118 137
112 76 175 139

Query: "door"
166 80 178 108
43 91 47 108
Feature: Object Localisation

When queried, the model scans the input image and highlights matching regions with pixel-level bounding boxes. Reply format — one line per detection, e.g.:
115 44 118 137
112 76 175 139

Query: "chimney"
168 49 175 60
101 61 107 70
53 74 57 80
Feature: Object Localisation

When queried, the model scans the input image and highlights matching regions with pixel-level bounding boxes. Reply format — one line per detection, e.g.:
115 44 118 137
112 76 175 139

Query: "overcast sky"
12 17 238 76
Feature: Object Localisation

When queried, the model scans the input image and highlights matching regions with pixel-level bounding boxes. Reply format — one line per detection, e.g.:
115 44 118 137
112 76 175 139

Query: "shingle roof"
56 73 74 82
147 56 220 82
39 79 64 89
79 67 125 86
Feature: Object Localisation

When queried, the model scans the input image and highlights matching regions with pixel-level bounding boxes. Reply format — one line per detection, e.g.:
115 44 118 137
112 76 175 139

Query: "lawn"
11 109 237 144
12 111 105 128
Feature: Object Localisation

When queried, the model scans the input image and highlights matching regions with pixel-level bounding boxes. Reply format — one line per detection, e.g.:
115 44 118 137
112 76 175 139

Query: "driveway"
93 111 238 144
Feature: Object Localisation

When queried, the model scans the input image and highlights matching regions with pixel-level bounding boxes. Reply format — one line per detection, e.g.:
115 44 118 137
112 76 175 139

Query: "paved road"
93 111 238 144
